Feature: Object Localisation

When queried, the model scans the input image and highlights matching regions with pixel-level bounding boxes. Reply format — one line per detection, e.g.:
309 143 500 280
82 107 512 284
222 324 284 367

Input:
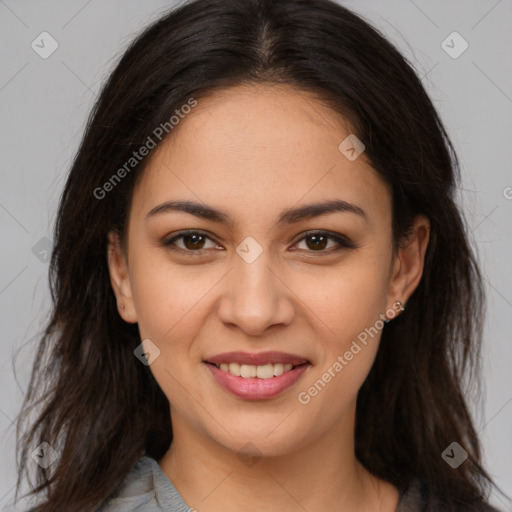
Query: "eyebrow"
146 199 369 226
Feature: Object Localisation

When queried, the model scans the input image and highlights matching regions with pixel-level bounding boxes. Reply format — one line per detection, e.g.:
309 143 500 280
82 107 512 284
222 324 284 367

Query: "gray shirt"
96 456 502 511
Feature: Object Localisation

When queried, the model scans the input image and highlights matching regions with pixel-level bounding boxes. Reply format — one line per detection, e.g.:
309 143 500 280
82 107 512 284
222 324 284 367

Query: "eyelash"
160 229 356 255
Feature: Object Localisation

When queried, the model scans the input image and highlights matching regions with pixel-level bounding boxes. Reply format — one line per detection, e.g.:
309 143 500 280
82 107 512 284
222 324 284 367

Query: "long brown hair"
13 0 505 510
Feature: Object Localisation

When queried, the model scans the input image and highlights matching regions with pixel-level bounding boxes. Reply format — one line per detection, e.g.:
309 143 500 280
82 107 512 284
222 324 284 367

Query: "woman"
14 0 506 510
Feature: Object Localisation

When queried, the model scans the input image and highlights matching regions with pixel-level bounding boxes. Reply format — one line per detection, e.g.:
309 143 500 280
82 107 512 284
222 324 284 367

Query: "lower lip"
205 363 310 400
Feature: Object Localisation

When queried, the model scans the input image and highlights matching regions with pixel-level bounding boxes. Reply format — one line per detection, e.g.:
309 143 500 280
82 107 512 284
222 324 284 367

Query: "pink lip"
204 361 311 400
204 351 308 366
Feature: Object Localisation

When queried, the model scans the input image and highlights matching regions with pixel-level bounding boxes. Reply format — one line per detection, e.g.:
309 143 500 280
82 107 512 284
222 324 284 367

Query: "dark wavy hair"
12 0 505 510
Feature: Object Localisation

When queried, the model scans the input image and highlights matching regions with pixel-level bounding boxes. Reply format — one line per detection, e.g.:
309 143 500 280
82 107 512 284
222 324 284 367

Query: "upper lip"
204 351 309 366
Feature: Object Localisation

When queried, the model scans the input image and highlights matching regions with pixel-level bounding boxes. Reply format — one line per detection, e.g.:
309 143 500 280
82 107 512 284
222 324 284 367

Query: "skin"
107 83 430 512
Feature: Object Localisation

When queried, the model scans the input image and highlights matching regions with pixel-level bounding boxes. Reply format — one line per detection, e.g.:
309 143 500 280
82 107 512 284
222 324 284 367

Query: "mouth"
204 361 308 379
203 351 311 399
203 350 310 378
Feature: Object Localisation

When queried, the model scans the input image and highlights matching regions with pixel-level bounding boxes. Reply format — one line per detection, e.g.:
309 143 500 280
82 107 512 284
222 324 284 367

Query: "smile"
203 351 311 399
211 362 299 379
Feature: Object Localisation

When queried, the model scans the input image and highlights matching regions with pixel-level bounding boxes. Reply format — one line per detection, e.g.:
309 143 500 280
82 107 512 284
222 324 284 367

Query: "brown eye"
303 234 329 251
182 233 206 250
293 231 355 253
162 231 219 252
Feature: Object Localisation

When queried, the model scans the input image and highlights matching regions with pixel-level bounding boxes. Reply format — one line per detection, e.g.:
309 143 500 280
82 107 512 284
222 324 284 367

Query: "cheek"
299 254 391 344
293 252 391 404
131 241 391 361
129 259 215 410
129 247 218 342
129 239 391 410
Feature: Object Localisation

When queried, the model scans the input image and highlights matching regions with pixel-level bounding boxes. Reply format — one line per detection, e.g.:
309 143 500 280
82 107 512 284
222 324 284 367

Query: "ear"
386 214 430 317
107 230 138 323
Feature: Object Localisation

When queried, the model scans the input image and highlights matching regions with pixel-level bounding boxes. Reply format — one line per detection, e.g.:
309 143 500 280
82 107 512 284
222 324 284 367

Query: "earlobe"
386 215 430 314
106 230 138 323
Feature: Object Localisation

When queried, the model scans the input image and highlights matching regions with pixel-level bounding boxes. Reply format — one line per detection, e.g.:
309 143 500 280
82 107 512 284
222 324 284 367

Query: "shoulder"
95 455 191 512
396 479 504 512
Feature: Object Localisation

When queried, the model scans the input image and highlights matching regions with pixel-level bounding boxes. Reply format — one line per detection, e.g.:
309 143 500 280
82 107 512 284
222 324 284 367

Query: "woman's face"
108 84 428 457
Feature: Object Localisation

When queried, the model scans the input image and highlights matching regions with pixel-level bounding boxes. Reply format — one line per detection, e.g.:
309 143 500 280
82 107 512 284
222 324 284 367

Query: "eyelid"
161 229 221 252
161 229 355 253
291 229 356 251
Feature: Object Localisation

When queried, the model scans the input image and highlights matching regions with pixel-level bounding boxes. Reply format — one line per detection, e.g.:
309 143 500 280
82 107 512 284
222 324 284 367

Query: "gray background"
1 0 511 510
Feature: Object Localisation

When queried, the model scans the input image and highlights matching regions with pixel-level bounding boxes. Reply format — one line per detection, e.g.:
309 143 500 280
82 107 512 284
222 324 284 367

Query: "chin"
209 418 315 459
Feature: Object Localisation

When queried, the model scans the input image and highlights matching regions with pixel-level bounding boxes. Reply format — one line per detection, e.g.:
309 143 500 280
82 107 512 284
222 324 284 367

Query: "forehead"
132 84 390 228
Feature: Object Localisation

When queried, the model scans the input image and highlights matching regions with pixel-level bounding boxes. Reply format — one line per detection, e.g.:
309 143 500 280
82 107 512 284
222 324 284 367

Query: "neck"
157 400 399 512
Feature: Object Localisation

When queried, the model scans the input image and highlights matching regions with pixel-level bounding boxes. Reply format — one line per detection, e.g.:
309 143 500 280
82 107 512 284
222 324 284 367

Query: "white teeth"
256 364 274 379
228 362 241 376
273 363 284 376
216 362 297 379
240 364 257 378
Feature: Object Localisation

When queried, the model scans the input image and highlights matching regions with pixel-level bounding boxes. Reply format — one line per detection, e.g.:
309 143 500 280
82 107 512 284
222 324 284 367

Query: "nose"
217 247 295 336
